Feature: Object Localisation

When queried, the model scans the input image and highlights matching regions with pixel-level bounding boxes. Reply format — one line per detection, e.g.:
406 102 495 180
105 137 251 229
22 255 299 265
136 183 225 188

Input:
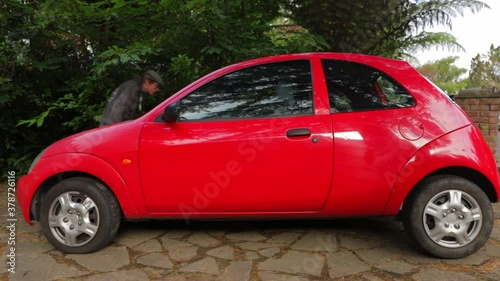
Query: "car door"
322 59 421 216
138 60 334 214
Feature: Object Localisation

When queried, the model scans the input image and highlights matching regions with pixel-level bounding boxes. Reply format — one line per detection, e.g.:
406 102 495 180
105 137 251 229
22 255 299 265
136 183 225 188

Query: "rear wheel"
40 177 121 254
402 175 493 258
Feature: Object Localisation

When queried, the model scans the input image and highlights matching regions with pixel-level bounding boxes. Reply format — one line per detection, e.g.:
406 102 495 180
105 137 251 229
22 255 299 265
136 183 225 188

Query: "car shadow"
115 216 413 251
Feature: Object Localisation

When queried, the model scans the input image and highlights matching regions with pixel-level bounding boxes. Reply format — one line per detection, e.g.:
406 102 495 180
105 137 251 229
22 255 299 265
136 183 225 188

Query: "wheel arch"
384 126 500 216
410 167 498 203
27 153 140 222
384 163 500 216
30 172 119 221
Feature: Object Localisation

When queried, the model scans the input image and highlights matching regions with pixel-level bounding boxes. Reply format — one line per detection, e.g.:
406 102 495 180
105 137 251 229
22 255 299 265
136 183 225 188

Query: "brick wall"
455 88 500 157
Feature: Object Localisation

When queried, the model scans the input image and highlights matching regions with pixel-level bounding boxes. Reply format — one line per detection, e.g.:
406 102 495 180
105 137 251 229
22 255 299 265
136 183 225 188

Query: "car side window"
322 59 415 113
179 60 314 121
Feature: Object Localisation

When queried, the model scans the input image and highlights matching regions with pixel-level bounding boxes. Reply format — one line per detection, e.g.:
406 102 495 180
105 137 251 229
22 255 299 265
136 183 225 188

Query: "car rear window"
322 59 415 113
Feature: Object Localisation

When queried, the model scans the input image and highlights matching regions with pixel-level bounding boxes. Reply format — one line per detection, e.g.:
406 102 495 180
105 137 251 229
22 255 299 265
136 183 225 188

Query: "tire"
402 175 494 259
40 177 121 254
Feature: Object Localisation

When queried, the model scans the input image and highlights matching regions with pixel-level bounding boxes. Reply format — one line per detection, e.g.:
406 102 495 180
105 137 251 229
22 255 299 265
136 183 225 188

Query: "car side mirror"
162 102 180 123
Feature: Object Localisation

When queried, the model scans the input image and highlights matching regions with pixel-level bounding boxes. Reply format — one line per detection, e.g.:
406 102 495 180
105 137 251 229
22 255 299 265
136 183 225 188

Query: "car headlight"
28 149 46 173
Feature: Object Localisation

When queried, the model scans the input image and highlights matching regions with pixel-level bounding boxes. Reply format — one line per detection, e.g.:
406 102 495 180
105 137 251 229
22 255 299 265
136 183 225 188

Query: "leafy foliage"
280 0 486 58
469 45 500 90
416 56 469 95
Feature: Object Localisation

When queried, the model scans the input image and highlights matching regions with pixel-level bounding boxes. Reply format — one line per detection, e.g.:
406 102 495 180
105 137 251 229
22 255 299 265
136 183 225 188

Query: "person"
100 70 164 126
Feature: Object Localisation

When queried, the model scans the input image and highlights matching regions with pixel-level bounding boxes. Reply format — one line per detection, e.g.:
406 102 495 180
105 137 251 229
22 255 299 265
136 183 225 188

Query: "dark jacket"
100 77 143 126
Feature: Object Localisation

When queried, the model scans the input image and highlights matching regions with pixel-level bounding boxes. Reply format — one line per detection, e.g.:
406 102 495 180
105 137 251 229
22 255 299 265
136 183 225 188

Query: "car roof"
235 52 409 68
206 52 412 82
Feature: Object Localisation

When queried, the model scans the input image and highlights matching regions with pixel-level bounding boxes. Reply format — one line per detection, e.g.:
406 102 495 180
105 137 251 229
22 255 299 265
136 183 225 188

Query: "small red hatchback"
18 53 499 258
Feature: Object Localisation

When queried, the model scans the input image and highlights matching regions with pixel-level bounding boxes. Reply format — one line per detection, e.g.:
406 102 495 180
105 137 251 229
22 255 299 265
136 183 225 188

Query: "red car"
18 53 499 258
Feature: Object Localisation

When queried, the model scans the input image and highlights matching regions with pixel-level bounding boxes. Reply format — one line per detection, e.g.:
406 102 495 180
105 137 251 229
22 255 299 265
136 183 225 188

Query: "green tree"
280 0 487 58
1 0 49 171
416 56 469 95
469 44 500 90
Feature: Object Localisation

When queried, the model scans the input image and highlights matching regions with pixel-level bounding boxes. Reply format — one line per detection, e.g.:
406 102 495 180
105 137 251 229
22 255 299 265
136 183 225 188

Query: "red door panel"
138 115 333 214
329 109 420 215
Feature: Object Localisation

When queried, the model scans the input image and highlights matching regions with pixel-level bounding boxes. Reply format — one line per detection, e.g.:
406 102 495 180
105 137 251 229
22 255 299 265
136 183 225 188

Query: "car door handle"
286 128 311 137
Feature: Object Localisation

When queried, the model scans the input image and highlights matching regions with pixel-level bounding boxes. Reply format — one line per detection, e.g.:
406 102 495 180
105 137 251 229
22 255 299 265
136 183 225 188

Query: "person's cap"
143 70 164 87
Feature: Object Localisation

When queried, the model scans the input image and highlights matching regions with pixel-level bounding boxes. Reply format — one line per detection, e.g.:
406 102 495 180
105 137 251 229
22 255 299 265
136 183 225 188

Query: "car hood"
42 121 141 158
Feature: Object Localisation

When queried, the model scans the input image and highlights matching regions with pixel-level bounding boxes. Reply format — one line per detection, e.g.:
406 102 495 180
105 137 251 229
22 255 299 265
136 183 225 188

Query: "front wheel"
402 175 494 259
40 177 121 254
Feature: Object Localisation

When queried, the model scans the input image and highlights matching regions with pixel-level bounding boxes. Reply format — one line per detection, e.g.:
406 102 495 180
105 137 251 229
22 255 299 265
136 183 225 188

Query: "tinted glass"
322 60 415 113
180 60 313 121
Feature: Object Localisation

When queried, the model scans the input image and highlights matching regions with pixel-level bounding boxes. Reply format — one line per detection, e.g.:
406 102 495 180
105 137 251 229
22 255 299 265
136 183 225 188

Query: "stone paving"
1 184 500 281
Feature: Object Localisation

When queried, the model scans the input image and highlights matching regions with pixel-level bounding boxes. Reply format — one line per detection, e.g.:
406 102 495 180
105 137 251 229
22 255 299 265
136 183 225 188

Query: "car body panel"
17 152 140 224
17 52 500 225
139 114 334 213
138 56 335 214
326 108 420 216
384 125 500 215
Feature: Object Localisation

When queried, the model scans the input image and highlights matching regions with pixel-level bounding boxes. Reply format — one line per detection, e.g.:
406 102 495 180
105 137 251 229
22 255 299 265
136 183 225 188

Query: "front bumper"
17 173 40 225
